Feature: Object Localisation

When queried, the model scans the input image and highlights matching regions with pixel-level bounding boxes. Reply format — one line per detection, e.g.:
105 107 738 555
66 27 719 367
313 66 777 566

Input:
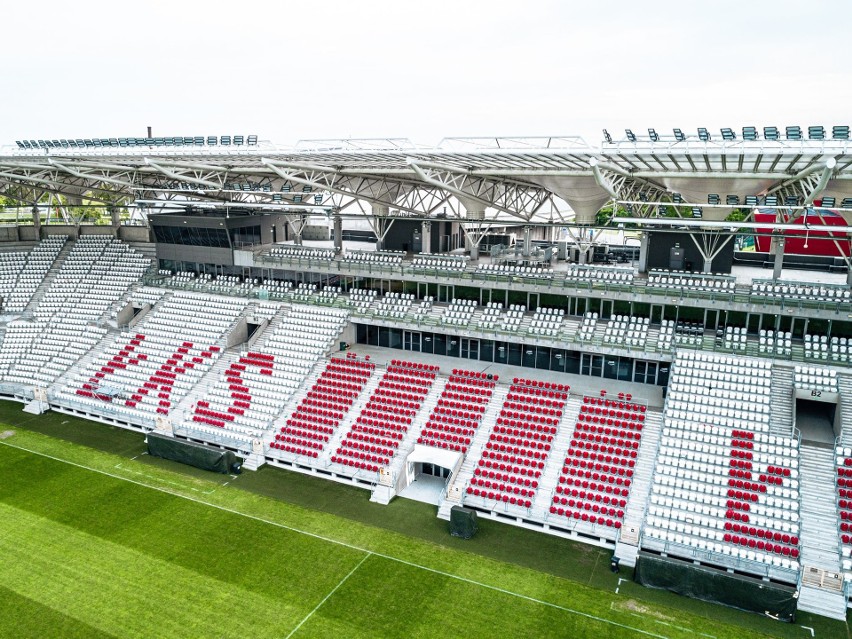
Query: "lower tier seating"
273 353 374 457
332 359 438 473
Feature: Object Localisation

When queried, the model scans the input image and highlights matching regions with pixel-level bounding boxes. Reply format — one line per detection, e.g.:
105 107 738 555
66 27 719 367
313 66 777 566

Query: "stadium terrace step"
769 365 795 436
797 582 847 621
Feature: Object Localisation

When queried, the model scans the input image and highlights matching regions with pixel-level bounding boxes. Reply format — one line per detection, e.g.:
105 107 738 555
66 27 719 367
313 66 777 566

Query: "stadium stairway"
530 395 583 519
616 409 663 567
796 444 846 620
19 239 75 318
769 365 795 436
838 374 852 448
438 383 510 519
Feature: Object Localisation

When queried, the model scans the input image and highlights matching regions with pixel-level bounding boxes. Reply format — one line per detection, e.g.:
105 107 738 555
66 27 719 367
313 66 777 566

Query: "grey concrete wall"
119 226 153 242
18 226 39 241
115 301 137 327
226 317 249 348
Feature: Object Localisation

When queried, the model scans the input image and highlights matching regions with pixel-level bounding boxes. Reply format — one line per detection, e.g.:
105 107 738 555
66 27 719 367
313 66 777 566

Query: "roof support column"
373 204 389 251
637 232 649 273
294 214 304 245
771 233 785 280
109 205 120 230
31 206 40 239
421 220 432 254
333 214 343 255
523 225 532 257
459 197 485 261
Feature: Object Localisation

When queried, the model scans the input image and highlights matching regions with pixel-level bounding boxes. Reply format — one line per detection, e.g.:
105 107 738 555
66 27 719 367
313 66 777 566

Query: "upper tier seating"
2 237 149 386
466 377 569 509
804 334 850 363
410 255 467 272
418 368 497 453
527 307 564 338
0 250 29 310
441 298 476 327
342 251 404 267
576 312 598 342
332 359 438 473
550 391 646 529
347 288 378 313
375 292 413 318
477 302 503 331
758 330 791 357
564 265 634 286
751 280 851 304
644 353 801 574
647 270 736 294
272 352 374 458
602 315 649 349
267 245 335 261
499 304 525 332
188 305 349 443
719 325 747 352
475 263 553 279
2 236 66 312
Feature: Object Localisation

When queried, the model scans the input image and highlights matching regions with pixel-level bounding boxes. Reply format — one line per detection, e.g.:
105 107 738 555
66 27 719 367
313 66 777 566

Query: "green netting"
449 506 478 539
634 552 797 623
147 433 237 474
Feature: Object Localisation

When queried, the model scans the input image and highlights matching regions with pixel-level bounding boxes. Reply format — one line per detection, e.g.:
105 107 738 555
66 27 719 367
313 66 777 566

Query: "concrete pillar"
421 220 432 254
703 256 713 273
110 206 121 229
294 214 305 245
466 231 480 261
637 232 649 273
333 214 343 254
522 225 532 257
771 235 785 280
373 204 389 251
31 206 41 239
578 246 589 264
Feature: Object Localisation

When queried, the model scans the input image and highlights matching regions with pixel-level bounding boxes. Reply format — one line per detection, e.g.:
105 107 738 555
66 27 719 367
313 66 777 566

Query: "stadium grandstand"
1 125 852 623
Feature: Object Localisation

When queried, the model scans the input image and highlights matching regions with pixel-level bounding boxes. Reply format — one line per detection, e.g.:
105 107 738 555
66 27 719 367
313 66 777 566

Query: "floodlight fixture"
648 128 659 142
707 194 721 205
832 125 849 140
808 125 825 140
726 195 740 206
763 126 779 141
742 127 758 141
697 128 711 141
785 126 802 141
673 128 685 142
602 129 613 144
625 129 637 142
720 128 735 141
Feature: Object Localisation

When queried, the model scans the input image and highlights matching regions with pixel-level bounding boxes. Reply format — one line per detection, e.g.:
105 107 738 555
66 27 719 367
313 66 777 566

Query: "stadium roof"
1 128 851 230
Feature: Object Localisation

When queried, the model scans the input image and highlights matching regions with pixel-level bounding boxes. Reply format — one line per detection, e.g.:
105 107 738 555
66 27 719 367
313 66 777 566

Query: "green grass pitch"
0 409 847 638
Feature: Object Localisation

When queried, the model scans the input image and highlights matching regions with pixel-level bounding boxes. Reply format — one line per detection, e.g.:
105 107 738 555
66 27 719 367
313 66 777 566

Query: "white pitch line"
0 439 670 639
285 552 372 639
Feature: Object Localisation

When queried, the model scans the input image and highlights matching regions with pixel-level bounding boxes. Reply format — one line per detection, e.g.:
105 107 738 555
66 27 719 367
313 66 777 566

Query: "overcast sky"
3 0 850 148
